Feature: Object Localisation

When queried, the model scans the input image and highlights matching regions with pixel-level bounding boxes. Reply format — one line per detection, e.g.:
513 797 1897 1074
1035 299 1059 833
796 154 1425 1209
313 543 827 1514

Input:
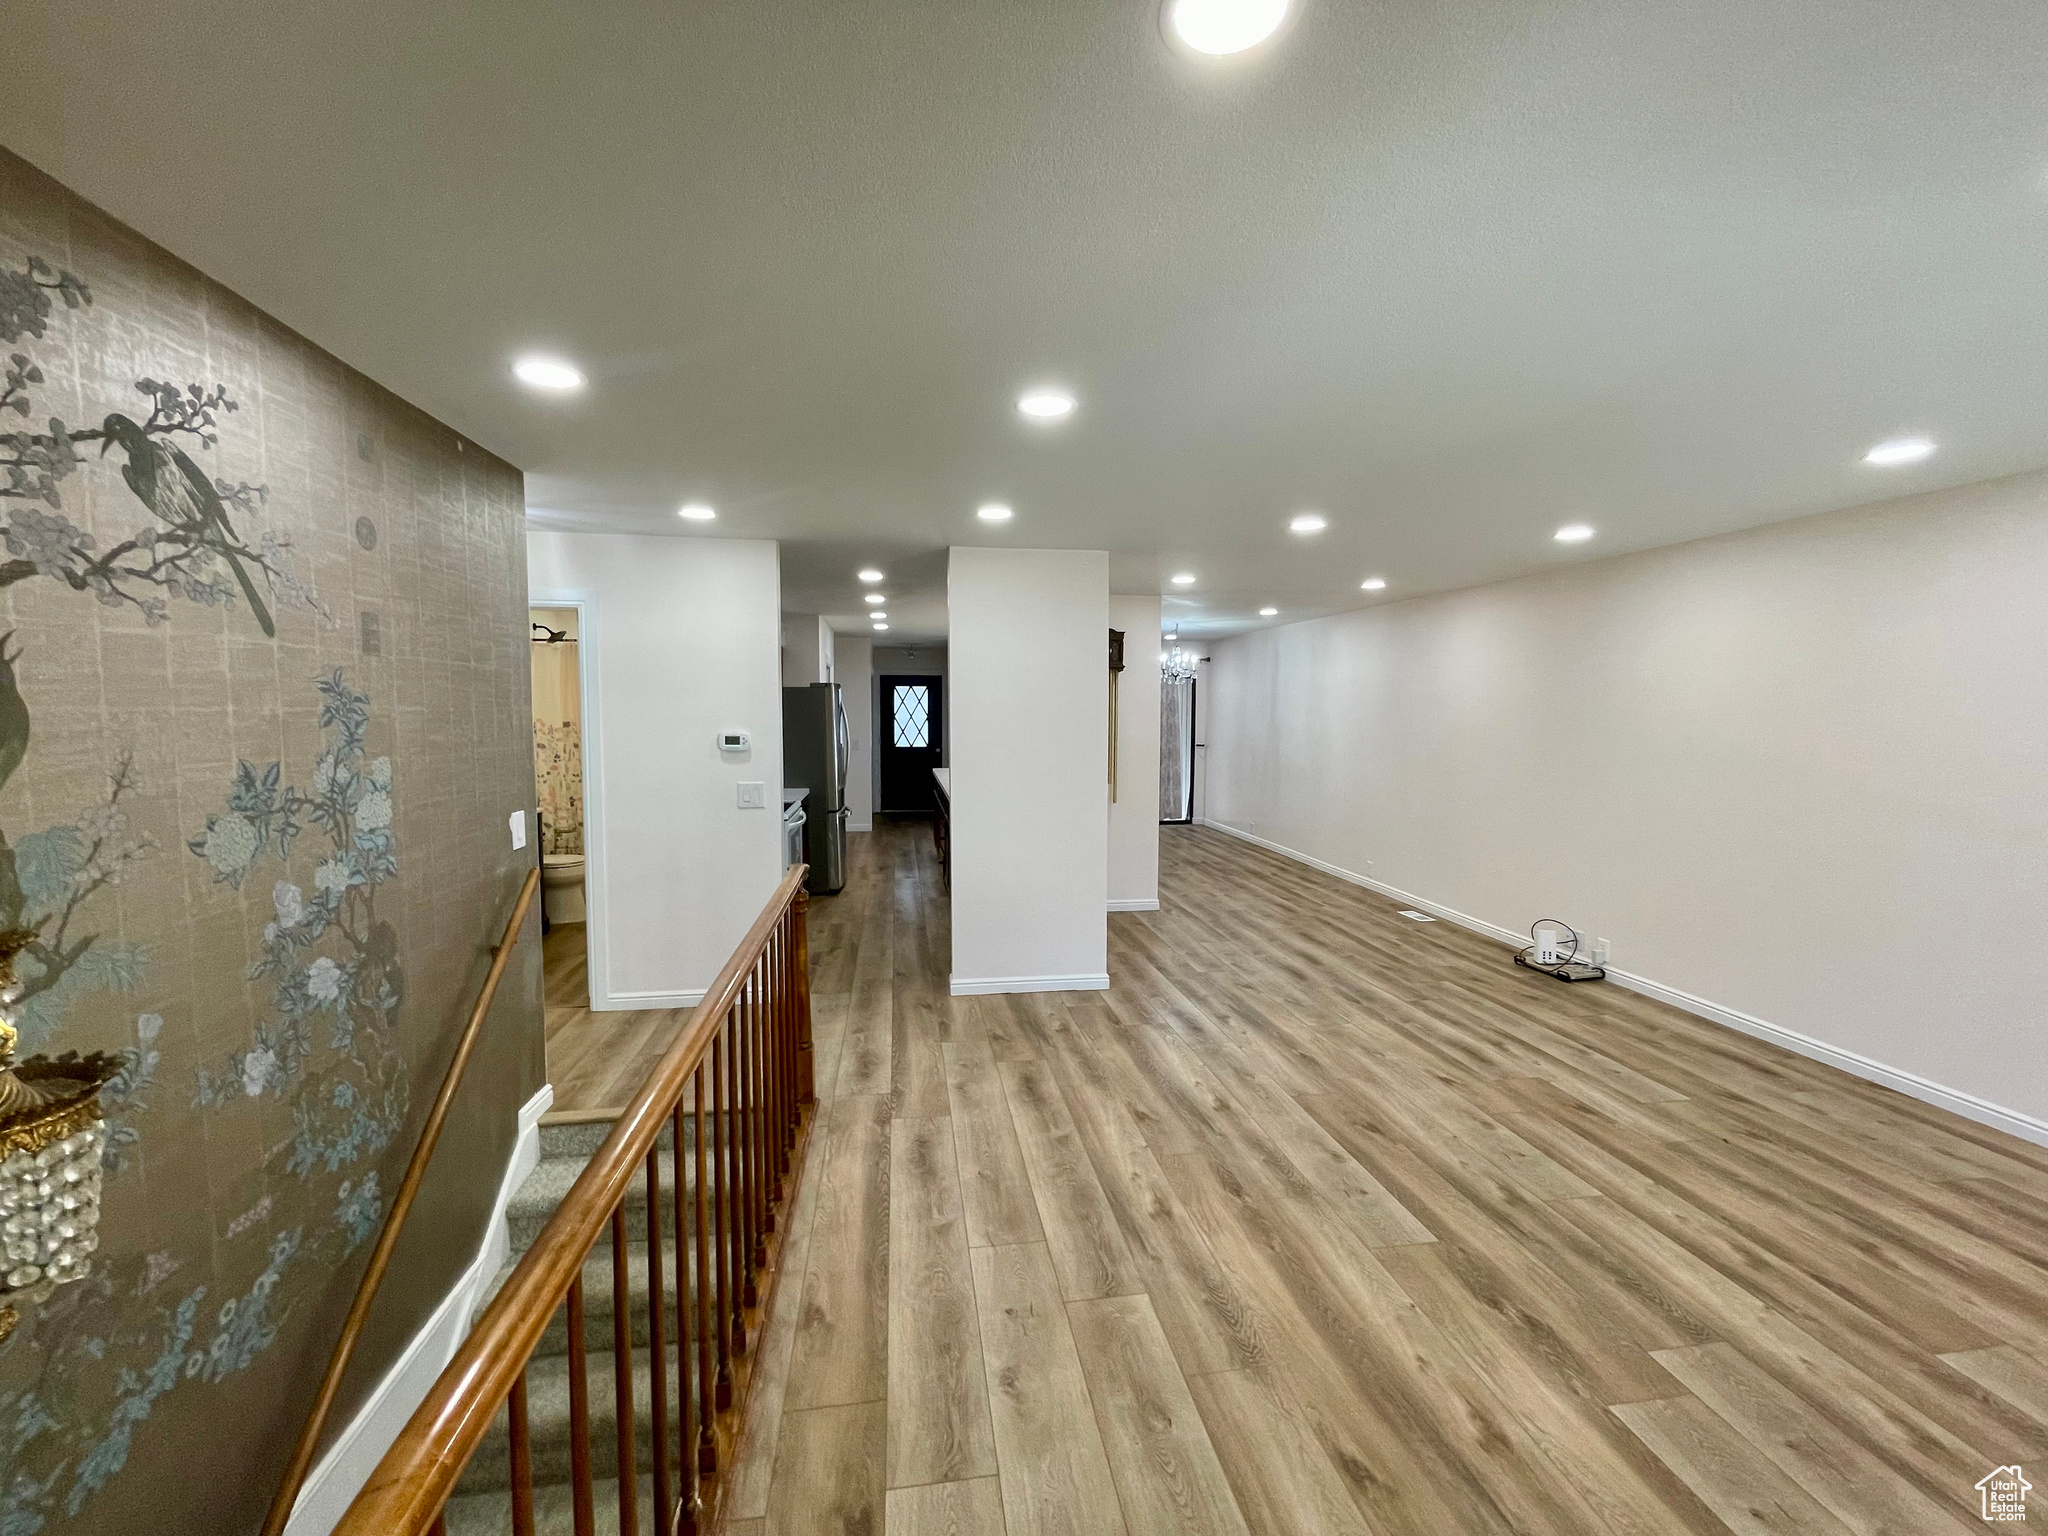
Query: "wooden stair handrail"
260 864 542 1536
332 864 812 1536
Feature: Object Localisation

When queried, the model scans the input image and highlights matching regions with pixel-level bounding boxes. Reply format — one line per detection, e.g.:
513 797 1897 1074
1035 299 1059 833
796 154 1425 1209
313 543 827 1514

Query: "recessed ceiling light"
1288 512 1327 534
1864 436 1935 467
1259 606 1278 617
977 503 1015 522
864 593 886 604
1170 573 1197 586
872 622 890 631
1554 524 1595 544
1166 0 1290 56
1360 577 1387 591
1016 390 1075 421
858 569 885 583
677 502 715 521
513 356 584 391
870 612 887 621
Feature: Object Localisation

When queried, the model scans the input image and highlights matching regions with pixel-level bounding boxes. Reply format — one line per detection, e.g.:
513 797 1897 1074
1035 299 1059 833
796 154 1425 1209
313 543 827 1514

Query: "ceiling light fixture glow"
1288 512 1327 534
858 569 885 583
1016 389 1076 421
864 593 886 604
677 502 715 521
1553 523 1595 544
1166 0 1290 56
977 502 1015 522
1360 577 1387 591
1864 436 1935 467
1170 572 1197 586
872 622 890 631
1259 606 1278 617
513 356 585 391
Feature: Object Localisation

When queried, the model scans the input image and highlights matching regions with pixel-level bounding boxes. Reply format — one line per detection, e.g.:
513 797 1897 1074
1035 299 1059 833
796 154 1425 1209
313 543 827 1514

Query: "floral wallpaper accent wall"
0 149 544 1533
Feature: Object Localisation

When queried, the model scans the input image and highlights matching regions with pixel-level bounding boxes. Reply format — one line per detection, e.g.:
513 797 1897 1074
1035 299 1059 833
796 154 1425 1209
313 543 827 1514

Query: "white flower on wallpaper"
190 671 406 1184
305 956 343 1003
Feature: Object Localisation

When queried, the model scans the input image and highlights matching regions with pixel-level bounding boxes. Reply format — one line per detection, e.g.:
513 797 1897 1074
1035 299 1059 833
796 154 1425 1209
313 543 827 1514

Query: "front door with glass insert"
878 674 944 813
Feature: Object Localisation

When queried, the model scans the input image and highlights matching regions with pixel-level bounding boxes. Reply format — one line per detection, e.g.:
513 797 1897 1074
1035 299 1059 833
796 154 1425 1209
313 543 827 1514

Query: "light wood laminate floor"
721 820 2048 1536
542 923 696 1114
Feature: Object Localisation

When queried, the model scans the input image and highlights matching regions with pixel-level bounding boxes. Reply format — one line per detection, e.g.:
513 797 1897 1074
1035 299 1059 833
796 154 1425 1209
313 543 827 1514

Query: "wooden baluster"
712 1028 736 1404
767 930 785 1207
766 941 784 1214
645 1147 672 1533
427 1512 447 1536
509 1368 536 1536
780 916 796 1172
693 1065 716 1475
566 1276 596 1536
748 965 769 1278
724 1014 752 1344
755 952 772 1232
732 980 753 1310
794 889 815 1106
759 954 776 1234
610 1207 637 1536
671 1100 699 1532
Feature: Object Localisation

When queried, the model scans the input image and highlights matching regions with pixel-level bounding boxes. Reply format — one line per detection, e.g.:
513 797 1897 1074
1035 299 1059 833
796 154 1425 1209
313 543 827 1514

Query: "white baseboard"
1108 898 1161 912
1198 817 2048 1153
950 972 1111 997
596 988 706 1012
847 820 873 833
287 1082 553 1536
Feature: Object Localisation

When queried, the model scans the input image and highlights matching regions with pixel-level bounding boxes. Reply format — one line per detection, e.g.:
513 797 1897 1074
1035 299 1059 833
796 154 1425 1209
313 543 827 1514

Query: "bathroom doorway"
532 607 586 936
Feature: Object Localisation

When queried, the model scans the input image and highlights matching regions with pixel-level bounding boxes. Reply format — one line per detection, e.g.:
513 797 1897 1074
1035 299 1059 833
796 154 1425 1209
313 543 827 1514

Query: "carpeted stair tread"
506 1150 692 1250
444 1472 662 1536
479 1238 733 1359
453 1343 700 1494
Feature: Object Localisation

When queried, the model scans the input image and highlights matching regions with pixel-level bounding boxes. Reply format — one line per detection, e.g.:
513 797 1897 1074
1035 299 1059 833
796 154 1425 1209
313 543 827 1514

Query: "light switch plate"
509 809 527 850
736 782 766 809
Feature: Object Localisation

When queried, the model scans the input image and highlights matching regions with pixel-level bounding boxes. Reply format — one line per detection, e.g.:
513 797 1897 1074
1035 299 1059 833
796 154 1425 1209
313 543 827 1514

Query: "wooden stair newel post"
793 890 815 1106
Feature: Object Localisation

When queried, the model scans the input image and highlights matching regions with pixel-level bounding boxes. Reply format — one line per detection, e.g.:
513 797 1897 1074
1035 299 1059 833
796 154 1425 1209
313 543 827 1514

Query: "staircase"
443 1116 697 1536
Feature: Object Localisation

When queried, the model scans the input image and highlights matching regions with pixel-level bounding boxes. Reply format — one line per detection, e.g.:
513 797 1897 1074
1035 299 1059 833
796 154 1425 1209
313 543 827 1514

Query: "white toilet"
541 852 587 925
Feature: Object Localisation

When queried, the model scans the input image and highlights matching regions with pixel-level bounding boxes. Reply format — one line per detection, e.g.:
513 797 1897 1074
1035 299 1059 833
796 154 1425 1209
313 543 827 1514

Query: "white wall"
1201 471 2048 1140
1109 595 1162 910
781 613 833 686
948 549 1109 993
833 631 875 832
530 530 786 1008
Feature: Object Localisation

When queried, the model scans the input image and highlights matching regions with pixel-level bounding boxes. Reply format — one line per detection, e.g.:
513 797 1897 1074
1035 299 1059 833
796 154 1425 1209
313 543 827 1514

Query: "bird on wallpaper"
99 413 276 638
0 633 27 796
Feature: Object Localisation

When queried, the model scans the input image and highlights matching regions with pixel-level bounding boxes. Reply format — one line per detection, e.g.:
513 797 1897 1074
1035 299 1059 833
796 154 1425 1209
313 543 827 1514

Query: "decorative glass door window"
891 685 931 748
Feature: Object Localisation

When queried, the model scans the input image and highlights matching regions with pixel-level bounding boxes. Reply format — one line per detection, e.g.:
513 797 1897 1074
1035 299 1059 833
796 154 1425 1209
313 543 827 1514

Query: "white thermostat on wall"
718 729 751 754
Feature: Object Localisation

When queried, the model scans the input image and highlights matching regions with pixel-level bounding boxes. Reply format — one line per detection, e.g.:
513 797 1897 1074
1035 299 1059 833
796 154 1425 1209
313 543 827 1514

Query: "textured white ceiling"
10 0 2048 640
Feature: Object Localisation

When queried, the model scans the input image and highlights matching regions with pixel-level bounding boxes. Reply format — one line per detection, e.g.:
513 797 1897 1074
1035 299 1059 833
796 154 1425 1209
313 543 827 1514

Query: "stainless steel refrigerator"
781 683 847 894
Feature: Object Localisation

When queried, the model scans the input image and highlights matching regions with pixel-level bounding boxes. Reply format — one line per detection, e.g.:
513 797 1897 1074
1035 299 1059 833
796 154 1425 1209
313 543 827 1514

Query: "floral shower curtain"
531 623 584 854
534 718 582 854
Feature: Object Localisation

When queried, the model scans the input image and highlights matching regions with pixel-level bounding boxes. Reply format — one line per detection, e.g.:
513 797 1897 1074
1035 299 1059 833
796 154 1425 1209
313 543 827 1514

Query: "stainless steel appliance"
781 683 847 894
781 790 807 872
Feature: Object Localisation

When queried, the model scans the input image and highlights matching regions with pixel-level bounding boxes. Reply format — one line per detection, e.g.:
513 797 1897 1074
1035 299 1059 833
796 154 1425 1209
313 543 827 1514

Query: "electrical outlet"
508 809 527 850
1591 937 1611 966
736 782 766 809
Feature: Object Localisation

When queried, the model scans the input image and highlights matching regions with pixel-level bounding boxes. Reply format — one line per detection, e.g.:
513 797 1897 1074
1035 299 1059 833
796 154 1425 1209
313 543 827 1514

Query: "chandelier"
0 942 118 1345
1161 635 1201 683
